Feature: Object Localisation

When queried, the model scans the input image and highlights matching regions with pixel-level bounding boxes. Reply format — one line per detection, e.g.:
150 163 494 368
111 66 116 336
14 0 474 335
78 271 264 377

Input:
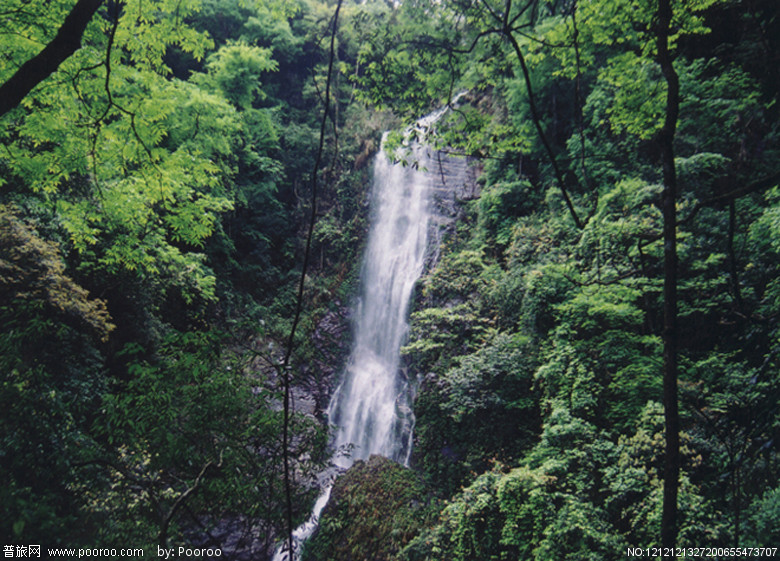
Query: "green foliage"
416 469 506 561
676 59 765 159
422 249 488 304
746 487 780 545
403 249 494 372
94 330 324 546
0 208 110 544
413 333 539 495
596 53 665 140
1 4 240 306
519 263 575 337
2 0 779 553
401 457 626 561
203 42 279 109
0 206 114 340
406 402 717 560
377 0 779 552
402 304 487 373
478 178 540 248
0 0 384 549
604 402 726 545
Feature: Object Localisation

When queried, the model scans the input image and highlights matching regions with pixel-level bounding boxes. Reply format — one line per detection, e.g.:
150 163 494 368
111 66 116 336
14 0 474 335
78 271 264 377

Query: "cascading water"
272 105 459 561
326 132 434 468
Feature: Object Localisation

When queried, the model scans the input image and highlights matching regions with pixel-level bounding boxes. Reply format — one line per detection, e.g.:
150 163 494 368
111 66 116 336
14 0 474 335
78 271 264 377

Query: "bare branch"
159 451 224 548
679 170 780 226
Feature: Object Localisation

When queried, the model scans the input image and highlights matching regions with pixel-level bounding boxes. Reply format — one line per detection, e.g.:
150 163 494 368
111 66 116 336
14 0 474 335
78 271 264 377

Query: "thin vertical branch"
728 200 744 311
570 4 596 217
279 1 343 558
496 0 583 229
504 30 584 229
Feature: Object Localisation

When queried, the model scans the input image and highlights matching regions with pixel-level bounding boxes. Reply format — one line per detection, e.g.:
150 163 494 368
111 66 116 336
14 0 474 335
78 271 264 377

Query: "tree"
91 331 325 551
0 205 113 543
0 0 103 117
0 0 325 548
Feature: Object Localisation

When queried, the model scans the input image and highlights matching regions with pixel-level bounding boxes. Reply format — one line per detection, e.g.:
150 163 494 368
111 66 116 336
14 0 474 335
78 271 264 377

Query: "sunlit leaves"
0 0 75 82
578 178 663 267
596 53 665 140
578 0 719 55
204 42 278 109
0 5 244 304
117 0 213 72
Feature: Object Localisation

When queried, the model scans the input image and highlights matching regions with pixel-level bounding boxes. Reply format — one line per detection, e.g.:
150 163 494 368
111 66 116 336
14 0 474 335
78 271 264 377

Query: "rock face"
189 517 277 561
426 149 481 269
301 455 434 561
429 149 481 211
297 302 353 419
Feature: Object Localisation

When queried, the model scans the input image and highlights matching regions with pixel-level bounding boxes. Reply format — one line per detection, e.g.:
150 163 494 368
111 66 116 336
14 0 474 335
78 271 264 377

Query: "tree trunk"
657 0 681 549
0 0 103 118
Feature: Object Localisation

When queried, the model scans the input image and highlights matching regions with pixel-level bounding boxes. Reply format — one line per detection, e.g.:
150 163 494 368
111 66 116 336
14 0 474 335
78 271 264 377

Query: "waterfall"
326 134 433 468
272 104 458 561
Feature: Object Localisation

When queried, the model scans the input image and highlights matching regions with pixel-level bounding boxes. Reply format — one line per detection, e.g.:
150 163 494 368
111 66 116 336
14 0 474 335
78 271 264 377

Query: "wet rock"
188 516 276 561
304 303 353 418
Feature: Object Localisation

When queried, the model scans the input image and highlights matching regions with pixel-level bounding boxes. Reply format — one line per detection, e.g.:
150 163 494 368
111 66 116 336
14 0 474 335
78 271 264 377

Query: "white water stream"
272 106 454 561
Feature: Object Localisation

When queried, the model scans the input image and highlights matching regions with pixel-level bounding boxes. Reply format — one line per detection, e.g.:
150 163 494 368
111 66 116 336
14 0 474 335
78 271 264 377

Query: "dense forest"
1 0 779 559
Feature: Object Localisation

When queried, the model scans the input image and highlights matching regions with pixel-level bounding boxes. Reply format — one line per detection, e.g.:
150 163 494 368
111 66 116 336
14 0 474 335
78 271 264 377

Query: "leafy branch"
0 0 104 117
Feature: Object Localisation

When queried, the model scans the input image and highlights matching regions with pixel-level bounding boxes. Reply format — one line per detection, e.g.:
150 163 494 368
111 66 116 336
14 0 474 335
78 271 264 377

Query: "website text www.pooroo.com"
4 545 223 558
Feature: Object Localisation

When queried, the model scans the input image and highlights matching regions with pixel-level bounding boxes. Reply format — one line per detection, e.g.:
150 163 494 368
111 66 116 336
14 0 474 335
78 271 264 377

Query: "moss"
302 456 436 561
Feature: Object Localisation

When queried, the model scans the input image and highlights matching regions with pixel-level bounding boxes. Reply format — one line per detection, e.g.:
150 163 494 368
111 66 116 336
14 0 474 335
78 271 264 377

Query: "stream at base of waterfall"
272 105 457 561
